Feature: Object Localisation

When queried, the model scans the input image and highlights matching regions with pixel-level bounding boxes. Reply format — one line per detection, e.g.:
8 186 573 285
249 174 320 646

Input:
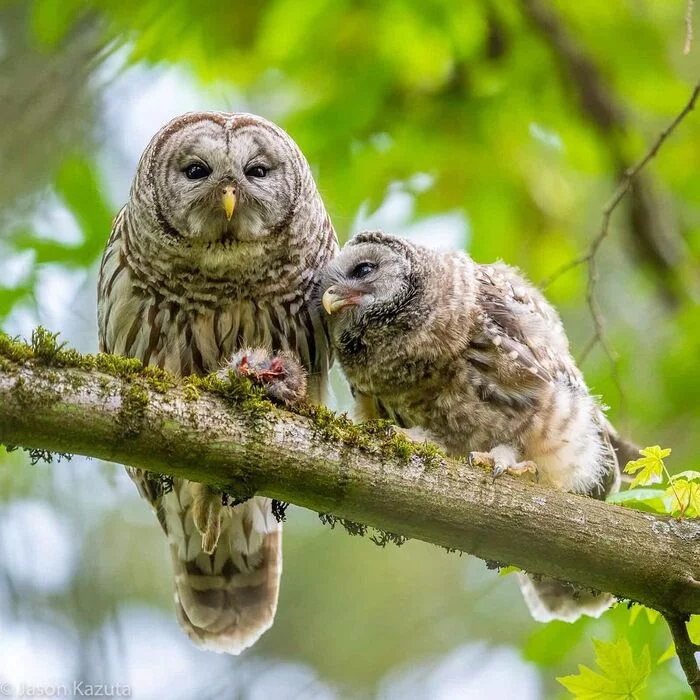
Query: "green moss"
183 370 273 423
118 383 149 439
297 404 445 469
182 377 201 402
1 327 447 468
0 332 34 364
0 327 178 394
318 512 409 547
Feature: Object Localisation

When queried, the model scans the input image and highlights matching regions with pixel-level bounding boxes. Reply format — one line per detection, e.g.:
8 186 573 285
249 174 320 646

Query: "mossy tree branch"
1 331 700 622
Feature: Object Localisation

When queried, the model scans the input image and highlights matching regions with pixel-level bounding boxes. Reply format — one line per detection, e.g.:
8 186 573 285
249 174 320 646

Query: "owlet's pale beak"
322 285 360 314
222 185 236 221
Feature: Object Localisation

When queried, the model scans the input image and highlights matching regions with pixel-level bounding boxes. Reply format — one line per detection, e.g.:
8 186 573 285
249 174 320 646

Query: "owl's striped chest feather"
99 249 328 382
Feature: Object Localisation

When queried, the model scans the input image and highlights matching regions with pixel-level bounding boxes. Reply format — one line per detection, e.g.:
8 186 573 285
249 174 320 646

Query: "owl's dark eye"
350 262 376 279
245 164 269 179
183 163 211 180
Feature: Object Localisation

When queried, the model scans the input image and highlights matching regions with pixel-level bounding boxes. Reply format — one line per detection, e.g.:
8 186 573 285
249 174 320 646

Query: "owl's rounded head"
320 231 428 343
134 111 307 248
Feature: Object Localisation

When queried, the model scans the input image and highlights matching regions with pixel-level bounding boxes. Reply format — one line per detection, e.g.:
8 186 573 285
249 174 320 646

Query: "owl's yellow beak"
322 286 359 314
222 186 236 221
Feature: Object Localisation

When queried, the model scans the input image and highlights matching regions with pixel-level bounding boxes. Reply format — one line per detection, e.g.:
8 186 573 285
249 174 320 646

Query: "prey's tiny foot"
219 347 307 405
492 460 539 483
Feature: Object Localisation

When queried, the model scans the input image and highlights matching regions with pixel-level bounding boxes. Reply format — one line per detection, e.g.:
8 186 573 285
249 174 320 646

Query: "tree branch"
1 335 700 619
664 613 700 698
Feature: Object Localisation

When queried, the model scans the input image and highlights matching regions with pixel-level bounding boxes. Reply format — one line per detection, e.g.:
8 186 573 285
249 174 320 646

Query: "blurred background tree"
0 0 698 697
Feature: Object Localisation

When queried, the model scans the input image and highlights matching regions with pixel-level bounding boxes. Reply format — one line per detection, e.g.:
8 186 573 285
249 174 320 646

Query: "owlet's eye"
350 262 376 279
245 165 269 179
184 163 211 180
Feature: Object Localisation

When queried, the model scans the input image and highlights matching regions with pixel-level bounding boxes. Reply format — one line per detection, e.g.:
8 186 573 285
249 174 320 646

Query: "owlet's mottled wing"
471 262 620 621
323 231 624 624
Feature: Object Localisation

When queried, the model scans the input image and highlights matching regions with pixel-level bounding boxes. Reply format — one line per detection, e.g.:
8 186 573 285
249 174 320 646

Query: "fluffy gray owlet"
97 112 337 652
320 231 632 623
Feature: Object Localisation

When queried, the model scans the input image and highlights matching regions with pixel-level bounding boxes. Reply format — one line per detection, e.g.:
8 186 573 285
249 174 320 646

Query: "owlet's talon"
468 451 495 470
492 459 539 483
492 461 508 481
468 451 538 483
218 347 308 405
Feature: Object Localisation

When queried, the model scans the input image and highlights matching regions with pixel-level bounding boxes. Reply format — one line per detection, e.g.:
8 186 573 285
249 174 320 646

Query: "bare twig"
522 0 689 306
664 614 700 699
543 78 700 288
540 80 700 416
686 0 695 56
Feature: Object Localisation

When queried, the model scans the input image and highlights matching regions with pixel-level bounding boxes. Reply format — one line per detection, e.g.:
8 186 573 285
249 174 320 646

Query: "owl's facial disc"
321 242 410 321
157 121 297 248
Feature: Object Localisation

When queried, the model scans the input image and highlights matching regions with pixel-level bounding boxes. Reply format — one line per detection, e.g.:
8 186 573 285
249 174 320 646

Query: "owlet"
321 230 635 623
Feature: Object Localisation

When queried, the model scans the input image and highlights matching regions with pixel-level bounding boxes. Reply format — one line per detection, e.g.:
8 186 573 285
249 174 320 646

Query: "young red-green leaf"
666 478 700 517
624 446 671 489
557 638 651 699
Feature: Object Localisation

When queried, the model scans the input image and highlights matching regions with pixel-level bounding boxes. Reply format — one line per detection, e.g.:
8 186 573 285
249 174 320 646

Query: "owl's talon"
192 484 225 554
469 450 538 482
218 348 307 405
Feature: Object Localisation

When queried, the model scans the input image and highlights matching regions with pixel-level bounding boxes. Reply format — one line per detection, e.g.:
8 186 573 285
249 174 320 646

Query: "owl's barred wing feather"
98 111 337 654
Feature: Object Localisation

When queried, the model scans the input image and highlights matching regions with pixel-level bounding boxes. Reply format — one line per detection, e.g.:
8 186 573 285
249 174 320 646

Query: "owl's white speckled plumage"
322 231 622 622
98 112 337 652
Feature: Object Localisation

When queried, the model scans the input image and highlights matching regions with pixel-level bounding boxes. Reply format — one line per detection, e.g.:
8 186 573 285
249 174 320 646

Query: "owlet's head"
133 112 310 249
320 231 429 350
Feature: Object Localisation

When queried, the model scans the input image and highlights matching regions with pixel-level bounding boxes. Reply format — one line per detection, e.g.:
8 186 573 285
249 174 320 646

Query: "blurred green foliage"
1 0 699 697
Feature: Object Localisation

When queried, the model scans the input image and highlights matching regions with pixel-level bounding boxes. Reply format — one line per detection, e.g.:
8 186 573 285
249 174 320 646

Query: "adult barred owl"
321 231 632 623
98 112 337 652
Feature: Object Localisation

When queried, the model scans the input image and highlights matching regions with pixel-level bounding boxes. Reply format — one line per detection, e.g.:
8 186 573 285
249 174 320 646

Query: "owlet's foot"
218 347 307 405
468 446 538 483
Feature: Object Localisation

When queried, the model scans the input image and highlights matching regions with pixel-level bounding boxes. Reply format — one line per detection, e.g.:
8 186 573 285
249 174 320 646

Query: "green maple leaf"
557 638 651 699
624 446 671 489
667 478 700 517
628 606 659 626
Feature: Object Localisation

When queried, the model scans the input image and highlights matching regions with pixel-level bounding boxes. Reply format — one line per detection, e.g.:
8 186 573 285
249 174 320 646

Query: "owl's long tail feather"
161 485 282 654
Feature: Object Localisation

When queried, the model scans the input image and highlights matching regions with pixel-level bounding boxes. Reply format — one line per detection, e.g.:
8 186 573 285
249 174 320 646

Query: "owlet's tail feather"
517 574 614 623
517 422 624 624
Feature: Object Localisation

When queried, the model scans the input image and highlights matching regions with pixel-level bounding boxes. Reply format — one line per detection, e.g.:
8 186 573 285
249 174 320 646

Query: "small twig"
543 79 700 292
686 0 695 56
664 613 700 698
541 80 700 414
